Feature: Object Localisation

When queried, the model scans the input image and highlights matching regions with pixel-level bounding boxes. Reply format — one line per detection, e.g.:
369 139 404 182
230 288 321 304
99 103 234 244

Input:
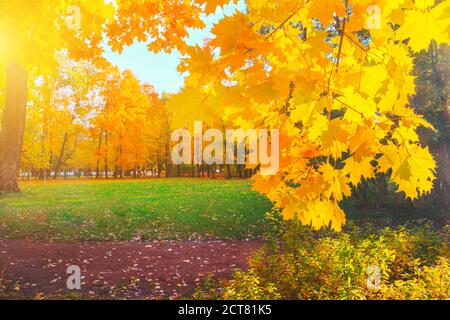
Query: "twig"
264 11 297 41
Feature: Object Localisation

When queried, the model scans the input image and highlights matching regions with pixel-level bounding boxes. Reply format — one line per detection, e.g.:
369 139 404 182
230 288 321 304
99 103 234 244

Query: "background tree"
0 0 112 192
0 0 228 192
411 43 450 207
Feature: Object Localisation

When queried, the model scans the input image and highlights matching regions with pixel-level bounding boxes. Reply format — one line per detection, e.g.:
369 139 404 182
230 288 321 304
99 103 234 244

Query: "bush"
220 212 449 300
222 269 281 300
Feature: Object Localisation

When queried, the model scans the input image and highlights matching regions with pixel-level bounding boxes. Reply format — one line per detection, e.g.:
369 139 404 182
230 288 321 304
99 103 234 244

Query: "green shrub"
222 269 281 300
221 212 449 300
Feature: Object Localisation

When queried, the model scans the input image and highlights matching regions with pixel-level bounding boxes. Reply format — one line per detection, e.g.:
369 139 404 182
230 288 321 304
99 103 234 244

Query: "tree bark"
96 129 103 178
157 163 162 178
104 130 109 179
165 139 171 177
0 60 27 193
237 164 244 178
53 132 69 179
226 164 232 179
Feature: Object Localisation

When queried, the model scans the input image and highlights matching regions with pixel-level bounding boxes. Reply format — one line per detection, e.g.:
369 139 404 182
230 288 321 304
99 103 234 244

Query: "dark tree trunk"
39 168 45 180
96 129 103 179
104 130 109 179
226 164 232 179
0 60 27 193
165 141 171 177
237 164 244 178
54 132 68 179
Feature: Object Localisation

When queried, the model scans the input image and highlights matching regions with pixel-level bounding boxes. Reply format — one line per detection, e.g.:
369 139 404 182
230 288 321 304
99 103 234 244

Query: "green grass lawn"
0 179 272 241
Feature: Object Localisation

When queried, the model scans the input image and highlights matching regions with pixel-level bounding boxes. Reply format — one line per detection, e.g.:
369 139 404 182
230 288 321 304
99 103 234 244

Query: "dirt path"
0 240 262 299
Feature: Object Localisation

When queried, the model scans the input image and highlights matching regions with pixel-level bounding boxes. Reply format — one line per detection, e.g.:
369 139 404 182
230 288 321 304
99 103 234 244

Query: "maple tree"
22 54 106 179
177 0 449 231
1 0 449 232
22 60 166 180
0 0 230 192
0 0 112 191
94 68 162 178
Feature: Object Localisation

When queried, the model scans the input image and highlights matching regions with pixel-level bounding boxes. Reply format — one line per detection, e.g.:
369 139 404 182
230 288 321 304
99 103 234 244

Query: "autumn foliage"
175 0 448 231
1 0 449 232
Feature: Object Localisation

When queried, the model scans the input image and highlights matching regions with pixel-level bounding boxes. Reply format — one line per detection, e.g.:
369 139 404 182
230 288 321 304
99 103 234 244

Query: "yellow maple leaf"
396 1 450 52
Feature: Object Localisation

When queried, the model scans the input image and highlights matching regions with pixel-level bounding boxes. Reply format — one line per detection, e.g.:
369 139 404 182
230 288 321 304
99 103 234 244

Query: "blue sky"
103 1 246 94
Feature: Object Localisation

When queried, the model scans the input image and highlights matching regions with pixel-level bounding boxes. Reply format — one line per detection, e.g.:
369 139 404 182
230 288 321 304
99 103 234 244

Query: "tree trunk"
53 132 68 179
0 60 27 193
237 164 244 178
226 164 232 179
96 129 103 179
165 139 171 177
104 130 109 179
39 168 45 180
